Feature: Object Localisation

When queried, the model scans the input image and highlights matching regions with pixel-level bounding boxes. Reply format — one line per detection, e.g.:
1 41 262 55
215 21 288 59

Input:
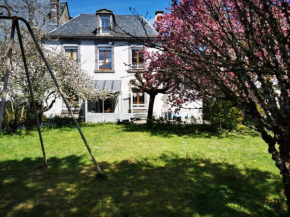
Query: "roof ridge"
76 14 141 16
115 14 142 16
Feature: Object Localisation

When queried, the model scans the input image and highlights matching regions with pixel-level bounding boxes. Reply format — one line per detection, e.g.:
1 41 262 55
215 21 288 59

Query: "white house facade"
43 3 202 123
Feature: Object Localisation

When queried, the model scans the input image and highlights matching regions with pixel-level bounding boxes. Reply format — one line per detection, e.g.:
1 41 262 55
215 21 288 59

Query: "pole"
0 18 16 135
15 20 47 167
18 17 103 174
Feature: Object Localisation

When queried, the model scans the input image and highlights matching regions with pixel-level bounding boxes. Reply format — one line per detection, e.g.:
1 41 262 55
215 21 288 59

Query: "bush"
1 101 26 134
42 116 78 129
1 103 79 134
203 98 244 131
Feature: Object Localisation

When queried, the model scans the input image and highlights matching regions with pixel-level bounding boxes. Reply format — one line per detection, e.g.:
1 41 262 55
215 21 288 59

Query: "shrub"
203 98 244 131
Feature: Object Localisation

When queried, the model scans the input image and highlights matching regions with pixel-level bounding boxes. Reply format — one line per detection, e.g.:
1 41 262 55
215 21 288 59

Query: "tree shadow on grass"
119 123 260 139
0 154 286 217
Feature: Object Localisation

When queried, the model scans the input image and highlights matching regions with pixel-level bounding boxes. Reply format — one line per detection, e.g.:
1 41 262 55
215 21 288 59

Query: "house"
44 1 202 122
1 0 202 123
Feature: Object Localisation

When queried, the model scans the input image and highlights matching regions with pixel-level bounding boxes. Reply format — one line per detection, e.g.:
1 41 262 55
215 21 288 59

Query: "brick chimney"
155 11 164 22
50 0 59 25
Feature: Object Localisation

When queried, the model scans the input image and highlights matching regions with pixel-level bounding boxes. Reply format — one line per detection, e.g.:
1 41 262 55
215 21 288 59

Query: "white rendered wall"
44 40 203 122
80 40 95 76
44 98 63 118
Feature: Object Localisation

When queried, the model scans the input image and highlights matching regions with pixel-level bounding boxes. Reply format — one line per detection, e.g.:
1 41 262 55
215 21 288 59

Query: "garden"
0 124 286 216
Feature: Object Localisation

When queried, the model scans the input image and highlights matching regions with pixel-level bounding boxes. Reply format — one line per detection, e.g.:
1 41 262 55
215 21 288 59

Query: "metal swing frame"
0 5 102 174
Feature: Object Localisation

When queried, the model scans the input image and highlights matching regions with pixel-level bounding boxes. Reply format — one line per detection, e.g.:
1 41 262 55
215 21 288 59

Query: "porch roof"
96 80 122 92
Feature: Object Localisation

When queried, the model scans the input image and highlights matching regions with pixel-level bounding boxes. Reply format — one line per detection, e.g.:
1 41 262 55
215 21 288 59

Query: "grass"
0 124 287 216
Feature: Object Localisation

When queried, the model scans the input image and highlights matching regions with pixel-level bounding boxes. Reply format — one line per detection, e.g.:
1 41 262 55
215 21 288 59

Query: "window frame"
96 44 114 72
88 96 118 114
64 46 79 62
98 46 112 70
132 88 146 105
100 16 111 34
130 46 145 70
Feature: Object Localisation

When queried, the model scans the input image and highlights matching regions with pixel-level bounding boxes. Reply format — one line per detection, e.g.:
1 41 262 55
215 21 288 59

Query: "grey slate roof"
49 14 158 38
0 0 67 32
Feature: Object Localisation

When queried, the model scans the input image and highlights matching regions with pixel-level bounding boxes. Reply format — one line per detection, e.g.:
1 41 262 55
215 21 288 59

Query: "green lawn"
0 124 287 216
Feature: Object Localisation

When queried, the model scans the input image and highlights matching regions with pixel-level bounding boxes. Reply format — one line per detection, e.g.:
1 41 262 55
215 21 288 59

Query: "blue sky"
66 0 171 22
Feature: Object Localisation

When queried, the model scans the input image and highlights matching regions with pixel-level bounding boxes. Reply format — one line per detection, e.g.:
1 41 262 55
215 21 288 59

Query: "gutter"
48 35 157 42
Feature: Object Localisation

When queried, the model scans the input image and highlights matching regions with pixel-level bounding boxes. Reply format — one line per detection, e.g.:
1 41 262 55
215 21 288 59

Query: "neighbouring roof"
49 14 158 39
0 0 68 32
96 80 122 92
60 2 67 13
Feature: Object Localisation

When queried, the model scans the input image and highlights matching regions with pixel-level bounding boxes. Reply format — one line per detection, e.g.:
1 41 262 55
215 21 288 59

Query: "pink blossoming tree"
130 51 181 119
146 0 290 212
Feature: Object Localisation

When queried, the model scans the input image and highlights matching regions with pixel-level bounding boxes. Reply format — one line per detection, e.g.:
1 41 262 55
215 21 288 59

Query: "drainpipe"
120 91 122 121
102 99 104 122
131 91 133 119
84 100 87 122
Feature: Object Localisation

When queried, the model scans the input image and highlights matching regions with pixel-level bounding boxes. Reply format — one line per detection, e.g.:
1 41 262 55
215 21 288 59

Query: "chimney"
155 11 164 22
50 0 60 25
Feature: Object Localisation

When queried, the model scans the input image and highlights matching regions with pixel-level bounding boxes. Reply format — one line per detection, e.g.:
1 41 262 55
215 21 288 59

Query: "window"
88 97 118 113
132 89 145 105
64 46 78 62
132 47 144 69
100 16 110 34
88 99 103 113
99 47 112 69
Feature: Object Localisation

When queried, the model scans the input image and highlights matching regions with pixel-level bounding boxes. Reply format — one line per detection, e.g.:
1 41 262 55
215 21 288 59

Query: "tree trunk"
147 93 156 120
20 106 25 119
278 140 290 215
282 172 290 215
261 130 290 214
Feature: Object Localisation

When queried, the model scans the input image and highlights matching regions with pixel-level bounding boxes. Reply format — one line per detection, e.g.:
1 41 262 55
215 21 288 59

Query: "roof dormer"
96 9 115 36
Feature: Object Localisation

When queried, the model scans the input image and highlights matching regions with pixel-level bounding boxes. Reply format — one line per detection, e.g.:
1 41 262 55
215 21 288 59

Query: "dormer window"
96 9 114 36
100 16 110 34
